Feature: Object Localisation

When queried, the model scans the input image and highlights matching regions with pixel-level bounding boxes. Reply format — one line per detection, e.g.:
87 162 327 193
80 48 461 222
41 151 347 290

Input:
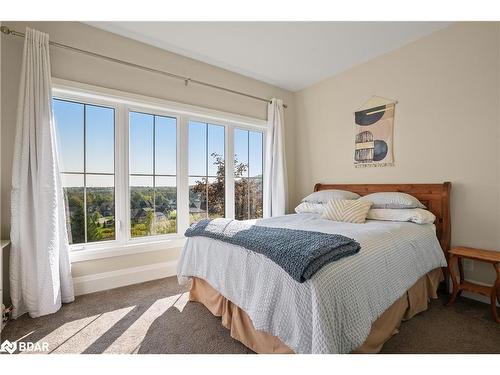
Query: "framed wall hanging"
354 96 397 168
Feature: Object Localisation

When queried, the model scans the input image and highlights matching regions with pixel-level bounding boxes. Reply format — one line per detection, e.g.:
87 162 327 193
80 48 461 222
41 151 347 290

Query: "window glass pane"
208 124 225 177
86 105 114 174
234 129 264 220
155 116 177 175
130 175 154 237
189 121 226 223
86 174 115 242
248 131 263 219
248 131 263 177
61 173 85 244
207 176 225 219
189 176 207 224
54 98 117 246
130 111 177 238
234 177 248 221
188 121 207 176
154 176 177 235
130 112 153 174
234 129 248 177
53 99 84 173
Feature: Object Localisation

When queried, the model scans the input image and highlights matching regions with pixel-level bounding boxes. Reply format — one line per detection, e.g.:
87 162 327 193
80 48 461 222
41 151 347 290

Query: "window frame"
125 105 181 244
52 78 266 263
52 94 121 250
187 119 227 223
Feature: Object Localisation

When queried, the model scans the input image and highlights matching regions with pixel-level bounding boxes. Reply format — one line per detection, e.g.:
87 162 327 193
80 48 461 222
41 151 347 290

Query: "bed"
177 182 451 354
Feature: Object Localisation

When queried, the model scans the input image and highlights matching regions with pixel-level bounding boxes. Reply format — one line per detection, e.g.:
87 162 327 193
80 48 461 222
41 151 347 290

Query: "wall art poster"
354 100 395 168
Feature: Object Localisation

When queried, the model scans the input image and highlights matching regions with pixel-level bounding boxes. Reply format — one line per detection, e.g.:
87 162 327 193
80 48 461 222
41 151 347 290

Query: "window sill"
69 236 186 263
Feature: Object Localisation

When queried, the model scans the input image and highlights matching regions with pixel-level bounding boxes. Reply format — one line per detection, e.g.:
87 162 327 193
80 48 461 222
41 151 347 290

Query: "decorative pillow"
302 189 360 204
367 208 435 224
321 199 373 223
359 192 426 209
295 202 325 214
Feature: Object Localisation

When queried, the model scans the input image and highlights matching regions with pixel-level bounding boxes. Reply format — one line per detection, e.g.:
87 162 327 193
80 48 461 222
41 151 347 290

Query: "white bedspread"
177 213 447 353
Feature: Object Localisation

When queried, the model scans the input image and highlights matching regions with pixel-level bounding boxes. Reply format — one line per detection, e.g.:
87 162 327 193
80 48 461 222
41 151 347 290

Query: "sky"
53 99 114 176
53 98 263 188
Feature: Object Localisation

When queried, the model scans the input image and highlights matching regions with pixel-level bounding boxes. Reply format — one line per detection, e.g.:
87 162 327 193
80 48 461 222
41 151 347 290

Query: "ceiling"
86 22 451 92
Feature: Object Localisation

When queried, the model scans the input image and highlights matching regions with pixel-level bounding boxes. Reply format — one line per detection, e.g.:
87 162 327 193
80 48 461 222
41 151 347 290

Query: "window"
234 129 264 220
52 81 265 257
129 112 177 238
53 99 115 244
188 121 225 224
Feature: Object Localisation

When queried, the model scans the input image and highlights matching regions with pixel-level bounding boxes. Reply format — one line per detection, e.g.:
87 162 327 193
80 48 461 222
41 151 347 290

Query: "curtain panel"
264 98 287 217
10 28 74 319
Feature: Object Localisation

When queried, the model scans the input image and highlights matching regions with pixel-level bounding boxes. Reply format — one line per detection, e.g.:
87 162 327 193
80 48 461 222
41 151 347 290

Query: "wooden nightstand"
447 246 500 323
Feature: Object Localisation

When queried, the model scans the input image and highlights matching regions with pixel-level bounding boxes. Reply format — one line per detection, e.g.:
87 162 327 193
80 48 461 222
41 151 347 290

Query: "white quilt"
177 213 446 353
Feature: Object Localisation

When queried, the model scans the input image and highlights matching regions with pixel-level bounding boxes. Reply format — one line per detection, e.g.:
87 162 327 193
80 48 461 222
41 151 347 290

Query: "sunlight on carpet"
104 293 186 354
51 306 135 353
22 315 100 354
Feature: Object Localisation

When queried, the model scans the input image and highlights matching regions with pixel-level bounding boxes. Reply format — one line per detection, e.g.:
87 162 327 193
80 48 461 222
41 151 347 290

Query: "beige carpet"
1 276 499 354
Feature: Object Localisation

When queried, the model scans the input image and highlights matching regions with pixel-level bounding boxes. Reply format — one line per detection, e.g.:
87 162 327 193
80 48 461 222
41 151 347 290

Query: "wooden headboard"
314 182 452 258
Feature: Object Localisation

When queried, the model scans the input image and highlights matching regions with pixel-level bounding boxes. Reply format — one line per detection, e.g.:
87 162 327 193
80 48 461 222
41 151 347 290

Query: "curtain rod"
1 25 287 109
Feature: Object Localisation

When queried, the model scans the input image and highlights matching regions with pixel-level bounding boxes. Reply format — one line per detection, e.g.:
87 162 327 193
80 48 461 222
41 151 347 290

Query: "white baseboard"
72 260 178 296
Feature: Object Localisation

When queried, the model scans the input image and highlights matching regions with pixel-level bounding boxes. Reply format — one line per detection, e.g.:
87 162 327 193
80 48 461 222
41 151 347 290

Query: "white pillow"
367 208 435 224
302 189 360 204
359 192 426 209
295 202 325 214
322 199 373 224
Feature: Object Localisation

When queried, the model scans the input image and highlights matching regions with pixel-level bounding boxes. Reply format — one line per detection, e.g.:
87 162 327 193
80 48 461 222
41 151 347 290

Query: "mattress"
177 213 447 353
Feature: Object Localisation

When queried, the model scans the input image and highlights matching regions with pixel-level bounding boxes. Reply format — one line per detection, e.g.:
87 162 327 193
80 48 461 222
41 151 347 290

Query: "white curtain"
10 28 74 319
264 98 288 217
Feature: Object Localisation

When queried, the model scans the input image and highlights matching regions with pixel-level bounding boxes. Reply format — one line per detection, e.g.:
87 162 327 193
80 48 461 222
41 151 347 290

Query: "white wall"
293 22 500 285
0 21 295 285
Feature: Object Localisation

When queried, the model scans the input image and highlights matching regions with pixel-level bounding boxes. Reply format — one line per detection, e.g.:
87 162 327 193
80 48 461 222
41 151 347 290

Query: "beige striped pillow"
321 199 373 223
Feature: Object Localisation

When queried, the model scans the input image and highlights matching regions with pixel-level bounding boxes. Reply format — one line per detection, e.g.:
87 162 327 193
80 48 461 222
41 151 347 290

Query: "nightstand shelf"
447 246 500 323
459 281 491 296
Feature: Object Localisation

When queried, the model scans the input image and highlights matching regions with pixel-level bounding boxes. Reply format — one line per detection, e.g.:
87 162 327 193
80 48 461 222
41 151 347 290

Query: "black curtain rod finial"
1 26 12 35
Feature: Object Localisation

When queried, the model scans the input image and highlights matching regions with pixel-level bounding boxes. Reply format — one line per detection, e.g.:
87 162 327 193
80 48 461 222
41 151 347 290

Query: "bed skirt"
188 268 443 354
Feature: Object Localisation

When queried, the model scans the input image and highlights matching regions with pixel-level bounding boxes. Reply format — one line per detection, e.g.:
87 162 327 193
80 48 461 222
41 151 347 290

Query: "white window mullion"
116 103 129 245
262 131 267 216
225 125 235 219
177 115 190 233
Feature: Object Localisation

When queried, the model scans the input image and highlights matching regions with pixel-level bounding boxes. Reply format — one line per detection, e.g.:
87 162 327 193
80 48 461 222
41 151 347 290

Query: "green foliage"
233 154 263 220
87 212 103 242
168 210 177 220
64 186 116 244
190 153 225 221
190 153 263 223
65 190 85 244
130 185 177 237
